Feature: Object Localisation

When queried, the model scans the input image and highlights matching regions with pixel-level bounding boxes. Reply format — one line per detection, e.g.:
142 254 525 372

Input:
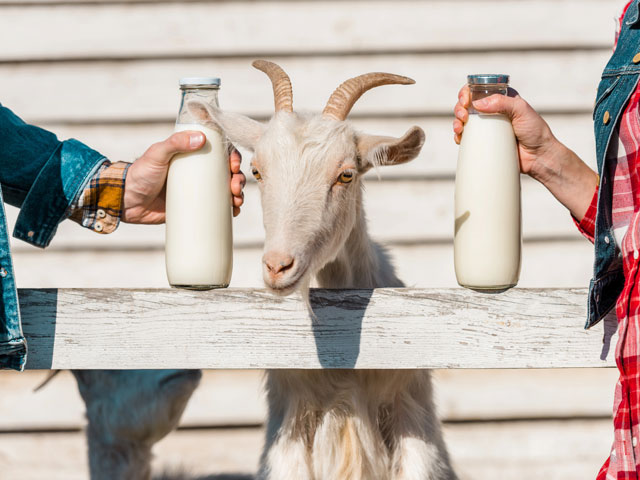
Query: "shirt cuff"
68 161 131 234
572 186 598 243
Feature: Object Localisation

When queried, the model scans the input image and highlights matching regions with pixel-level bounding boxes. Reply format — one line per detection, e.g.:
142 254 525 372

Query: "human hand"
453 84 598 221
122 131 246 224
453 85 559 181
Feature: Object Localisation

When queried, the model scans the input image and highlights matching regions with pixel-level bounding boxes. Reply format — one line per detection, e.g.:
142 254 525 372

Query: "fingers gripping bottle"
165 77 233 289
454 74 521 291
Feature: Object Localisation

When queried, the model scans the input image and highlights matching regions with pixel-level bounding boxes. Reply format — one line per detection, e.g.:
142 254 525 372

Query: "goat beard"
299 276 319 322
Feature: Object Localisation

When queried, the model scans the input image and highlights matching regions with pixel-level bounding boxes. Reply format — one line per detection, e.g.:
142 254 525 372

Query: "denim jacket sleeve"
0 103 107 247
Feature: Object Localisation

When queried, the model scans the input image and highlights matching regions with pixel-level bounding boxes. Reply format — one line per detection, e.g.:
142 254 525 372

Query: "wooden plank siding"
0 2 621 62
0 420 615 480
0 1 628 477
0 2 617 296
0 369 619 431
5 176 591 249
38 114 598 178
9 240 595 289
0 51 612 122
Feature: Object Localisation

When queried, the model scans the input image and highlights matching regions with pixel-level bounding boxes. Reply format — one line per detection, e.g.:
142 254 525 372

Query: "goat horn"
252 60 293 113
322 73 415 121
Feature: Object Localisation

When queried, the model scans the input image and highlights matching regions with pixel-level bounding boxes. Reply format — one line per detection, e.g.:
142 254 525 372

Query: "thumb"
143 131 206 166
472 94 522 122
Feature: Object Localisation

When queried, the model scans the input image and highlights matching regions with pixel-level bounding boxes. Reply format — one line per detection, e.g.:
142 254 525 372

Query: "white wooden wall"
2 0 628 290
0 0 629 479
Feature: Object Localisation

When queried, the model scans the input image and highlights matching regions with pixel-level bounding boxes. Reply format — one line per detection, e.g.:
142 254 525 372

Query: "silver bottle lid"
467 74 510 85
179 77 221 88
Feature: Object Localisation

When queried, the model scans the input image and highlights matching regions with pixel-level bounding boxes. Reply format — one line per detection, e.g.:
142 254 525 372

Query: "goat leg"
389 372 457 480
258 392 313 480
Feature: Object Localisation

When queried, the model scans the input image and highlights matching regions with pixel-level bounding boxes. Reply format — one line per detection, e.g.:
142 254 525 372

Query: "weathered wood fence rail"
20 288 616 370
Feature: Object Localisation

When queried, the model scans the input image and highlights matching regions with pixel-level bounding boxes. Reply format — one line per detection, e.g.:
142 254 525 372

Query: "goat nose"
263 252 295 276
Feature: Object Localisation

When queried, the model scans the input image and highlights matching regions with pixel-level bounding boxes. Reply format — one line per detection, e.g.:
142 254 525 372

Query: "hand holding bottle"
452 84 598 222
122 131 245 224
453 84 559 182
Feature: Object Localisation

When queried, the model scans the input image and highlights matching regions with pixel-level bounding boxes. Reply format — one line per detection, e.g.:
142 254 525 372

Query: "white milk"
454 113 521 290
165 123 232 289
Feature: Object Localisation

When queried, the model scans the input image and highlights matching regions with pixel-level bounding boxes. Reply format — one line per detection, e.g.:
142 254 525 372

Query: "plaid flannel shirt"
68 161 130 233
576 3 640 478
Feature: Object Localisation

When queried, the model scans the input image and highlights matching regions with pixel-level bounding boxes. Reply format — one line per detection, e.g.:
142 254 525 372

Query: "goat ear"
356 126 425 173
186 100 265 152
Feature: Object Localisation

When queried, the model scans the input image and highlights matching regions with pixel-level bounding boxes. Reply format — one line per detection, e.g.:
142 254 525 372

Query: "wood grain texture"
0 419 613 480
0 368 618 431
0 1 620 62
0 51 609 123
18 288 616 369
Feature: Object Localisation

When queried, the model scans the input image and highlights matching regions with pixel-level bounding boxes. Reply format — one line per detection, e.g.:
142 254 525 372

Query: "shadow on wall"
19 288 57 369
309 289 373 368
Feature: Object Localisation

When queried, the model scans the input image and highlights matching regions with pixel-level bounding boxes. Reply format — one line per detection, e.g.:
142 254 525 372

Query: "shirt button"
603 111 611 125
0 268 8 278
94 222 104 232
612 449 617 458
27 231 34 238
604 236 610 244
634 53 640 64
634 250 639 260
633 437 638 447
96 209 106 219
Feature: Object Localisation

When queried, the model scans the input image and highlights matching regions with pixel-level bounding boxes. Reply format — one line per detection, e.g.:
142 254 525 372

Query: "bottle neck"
469 83 508 114
177 88 220 126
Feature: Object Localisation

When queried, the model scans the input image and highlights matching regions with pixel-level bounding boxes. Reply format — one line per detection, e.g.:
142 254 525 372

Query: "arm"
453 87 599 223
69 135 245 233
0 103 245 245
0 103 107 247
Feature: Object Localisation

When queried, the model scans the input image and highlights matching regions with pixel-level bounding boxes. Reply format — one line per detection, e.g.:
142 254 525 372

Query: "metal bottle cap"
467 74 510 85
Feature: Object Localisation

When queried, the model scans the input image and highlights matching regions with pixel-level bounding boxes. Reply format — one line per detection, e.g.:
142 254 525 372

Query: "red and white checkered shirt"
577 2 640 477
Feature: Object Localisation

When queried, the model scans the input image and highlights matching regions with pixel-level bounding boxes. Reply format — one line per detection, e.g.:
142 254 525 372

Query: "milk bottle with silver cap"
165 77 233 289
454 74 521 291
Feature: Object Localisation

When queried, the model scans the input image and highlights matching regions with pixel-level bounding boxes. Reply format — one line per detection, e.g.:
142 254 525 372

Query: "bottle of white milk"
454 74 521 291
165 77 233 289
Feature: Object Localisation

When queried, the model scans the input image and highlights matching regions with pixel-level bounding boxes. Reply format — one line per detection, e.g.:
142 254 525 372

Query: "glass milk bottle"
165 77 233 289
454 74 521 291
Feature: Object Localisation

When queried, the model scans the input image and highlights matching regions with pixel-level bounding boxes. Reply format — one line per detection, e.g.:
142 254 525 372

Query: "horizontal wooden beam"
20 288 615 369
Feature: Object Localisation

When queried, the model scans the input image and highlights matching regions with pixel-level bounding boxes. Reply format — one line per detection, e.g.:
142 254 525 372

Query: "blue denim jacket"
589 0 640 329
0 104 106 370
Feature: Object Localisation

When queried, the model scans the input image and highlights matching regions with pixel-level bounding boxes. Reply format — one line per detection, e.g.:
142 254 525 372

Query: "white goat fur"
191 77 457 479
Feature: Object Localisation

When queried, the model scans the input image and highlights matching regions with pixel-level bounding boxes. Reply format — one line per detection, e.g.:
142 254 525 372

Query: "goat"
188 60 457 480
72 369 201 480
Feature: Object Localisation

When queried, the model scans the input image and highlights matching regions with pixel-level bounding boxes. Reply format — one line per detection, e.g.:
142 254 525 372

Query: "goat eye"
338 171 354 184
252 168 262 181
